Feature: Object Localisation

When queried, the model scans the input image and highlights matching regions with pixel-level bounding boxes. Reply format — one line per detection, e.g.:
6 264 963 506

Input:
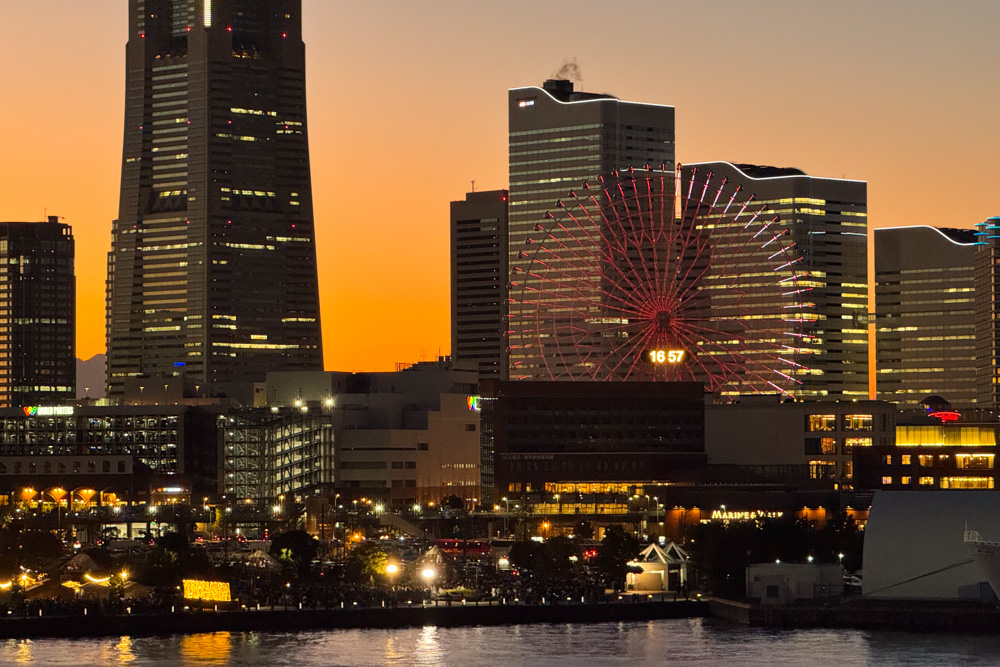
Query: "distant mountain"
77 354 106 399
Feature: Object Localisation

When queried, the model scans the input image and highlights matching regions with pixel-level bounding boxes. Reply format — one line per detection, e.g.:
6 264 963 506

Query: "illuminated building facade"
682 162 869 399
223 362 481 506
975 217 1000 408
0 405 218 498
705 397 896 489
0 217 75 407
451 190 508 378
875 226 978 407
480 380 705 503
853 421 998 491
107 0 323 397
507 79 675 379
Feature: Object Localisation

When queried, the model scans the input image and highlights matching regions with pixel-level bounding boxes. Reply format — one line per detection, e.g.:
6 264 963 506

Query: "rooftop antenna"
471 179 475 193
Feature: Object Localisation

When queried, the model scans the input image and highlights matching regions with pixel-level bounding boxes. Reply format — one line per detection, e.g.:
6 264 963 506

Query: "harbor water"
1 618 999 665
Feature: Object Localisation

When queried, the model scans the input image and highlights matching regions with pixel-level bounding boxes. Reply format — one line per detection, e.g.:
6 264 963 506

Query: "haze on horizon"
1 0 998 372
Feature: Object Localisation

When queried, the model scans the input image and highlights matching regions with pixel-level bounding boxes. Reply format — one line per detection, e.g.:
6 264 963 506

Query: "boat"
963 529 1000 598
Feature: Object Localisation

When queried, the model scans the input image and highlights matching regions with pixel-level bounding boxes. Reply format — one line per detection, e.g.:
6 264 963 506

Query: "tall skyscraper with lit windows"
106 0 323 397
0 217 75 408
681 162 869 399
506 79 675 379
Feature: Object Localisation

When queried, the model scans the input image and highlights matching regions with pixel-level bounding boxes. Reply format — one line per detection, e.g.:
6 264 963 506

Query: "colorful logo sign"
467 396 481 411
22 406 37 416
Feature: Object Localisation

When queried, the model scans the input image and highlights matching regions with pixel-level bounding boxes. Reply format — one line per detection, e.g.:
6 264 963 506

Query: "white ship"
963 529 1000 598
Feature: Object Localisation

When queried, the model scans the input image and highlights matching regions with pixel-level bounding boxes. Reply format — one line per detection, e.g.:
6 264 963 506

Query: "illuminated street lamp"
421 567 436 589
386 563 398 591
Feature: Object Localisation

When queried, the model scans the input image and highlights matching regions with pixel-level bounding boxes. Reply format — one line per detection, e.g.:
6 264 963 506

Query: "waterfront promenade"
0 597 708 639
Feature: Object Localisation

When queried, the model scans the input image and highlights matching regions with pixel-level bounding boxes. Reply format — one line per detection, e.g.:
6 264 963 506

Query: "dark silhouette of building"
0 217 75 407
876 226 978 407
106 0 323 398
975 217 1000 409
479 380 705 502
451 189 508 378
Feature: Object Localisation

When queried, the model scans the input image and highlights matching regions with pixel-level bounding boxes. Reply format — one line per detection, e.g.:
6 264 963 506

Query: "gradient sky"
1 1 998 372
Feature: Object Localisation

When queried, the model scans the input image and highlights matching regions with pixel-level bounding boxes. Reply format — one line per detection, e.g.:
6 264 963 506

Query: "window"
901 455 912 465
919 476 934 485
404 461 416 469
882 476 892 485
765 585 779 599
391 461 403 469
940 477 994 489
103 461 111 473
882 455 892 465
465 424 476 432
809 461 836 480
901 476 911 485
404 479 416 487
118 461 126 473
957 454 994 470
417 443 428 451
807 415 836 431
919 455 934 467
843 438 872 453
821 438 837 454
844 414 873 431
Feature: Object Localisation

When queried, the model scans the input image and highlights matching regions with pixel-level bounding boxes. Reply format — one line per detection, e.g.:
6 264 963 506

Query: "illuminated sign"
646 349 687 364
467 396 481 411
183 579 231 602
709 510 784 522
929 411 961 423
22 406 74 416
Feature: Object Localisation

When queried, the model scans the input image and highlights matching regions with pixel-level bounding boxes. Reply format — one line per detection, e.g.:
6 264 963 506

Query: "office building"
479 380 705 503
0 217 75 407
450 189 508 378
875 226 978 407
975 217 1000 408
681 162 869 399
705 397 896 490
106 0 324 398
0 404 218 499
507 79 675 379
224 361 481 506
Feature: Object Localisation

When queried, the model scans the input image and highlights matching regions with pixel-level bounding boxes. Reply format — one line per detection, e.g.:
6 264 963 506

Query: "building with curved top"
681 162 869 400
875 226 978 407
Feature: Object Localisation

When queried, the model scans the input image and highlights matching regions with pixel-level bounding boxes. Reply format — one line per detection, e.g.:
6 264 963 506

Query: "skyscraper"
875 226 977 407
106 0 323 398
507 79 675 379
0 217 75 407
681 162 869 399
974 217 1000 408
450 189 508 378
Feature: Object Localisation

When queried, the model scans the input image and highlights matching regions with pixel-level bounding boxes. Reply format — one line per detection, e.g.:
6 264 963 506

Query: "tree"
594 525 640 591
347 541 388 583
269 530 319 578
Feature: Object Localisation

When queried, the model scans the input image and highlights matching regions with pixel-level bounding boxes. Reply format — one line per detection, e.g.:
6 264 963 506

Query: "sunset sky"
1 1 999 372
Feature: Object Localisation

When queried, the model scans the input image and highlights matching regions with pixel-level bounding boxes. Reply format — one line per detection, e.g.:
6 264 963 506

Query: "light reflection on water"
1 619 1000 666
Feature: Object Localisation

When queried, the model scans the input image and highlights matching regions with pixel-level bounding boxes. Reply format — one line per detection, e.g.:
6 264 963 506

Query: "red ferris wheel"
508 165 813 395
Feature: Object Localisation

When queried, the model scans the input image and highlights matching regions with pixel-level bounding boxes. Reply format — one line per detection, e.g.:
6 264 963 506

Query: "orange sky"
1 1 999 372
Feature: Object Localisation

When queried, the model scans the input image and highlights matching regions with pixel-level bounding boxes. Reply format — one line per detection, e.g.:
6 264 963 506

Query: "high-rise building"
0 217 75 407
681 162 869 399
106 0 323 398
507 79 675 379
875 226 978 407
974 217 1000 408
450 189 508 378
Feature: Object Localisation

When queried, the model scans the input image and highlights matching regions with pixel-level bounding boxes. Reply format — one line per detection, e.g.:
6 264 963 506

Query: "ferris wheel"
508 165 813 395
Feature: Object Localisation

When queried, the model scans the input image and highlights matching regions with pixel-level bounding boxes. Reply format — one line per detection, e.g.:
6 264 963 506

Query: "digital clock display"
646 349 687 364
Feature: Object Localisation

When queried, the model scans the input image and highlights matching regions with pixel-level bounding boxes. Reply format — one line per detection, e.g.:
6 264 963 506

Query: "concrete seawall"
0 600 709 639
710 598 1000 632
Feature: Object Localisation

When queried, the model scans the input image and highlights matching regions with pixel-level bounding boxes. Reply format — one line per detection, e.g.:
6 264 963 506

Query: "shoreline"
0 599 708 640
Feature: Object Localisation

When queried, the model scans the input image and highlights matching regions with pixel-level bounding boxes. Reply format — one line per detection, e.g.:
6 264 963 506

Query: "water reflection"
14 638 32 664
179 631 232 665
413 626 442 665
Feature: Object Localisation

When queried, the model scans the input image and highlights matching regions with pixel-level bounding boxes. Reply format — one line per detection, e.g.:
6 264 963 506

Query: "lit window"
807 415 836 431
901 455 912 465
882 476 892 485
901 476 911 485
919 476 935 485
844 414 873 431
